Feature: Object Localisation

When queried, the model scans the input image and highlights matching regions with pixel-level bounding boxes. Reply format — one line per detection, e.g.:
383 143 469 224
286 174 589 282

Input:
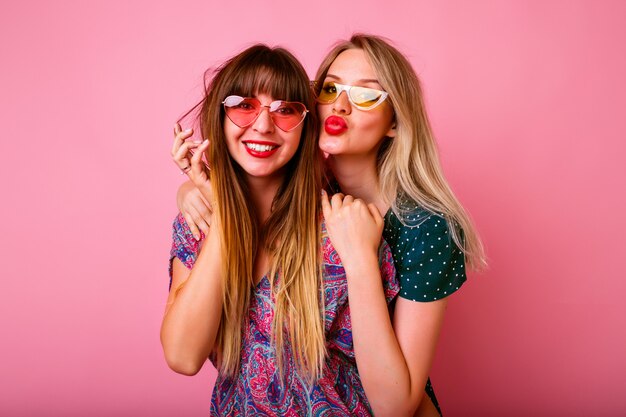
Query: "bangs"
227 49 308 103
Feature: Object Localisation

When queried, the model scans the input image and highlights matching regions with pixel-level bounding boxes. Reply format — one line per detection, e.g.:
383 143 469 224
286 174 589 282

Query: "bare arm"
160 224 223 376
161 125 222 376
321 192 447 416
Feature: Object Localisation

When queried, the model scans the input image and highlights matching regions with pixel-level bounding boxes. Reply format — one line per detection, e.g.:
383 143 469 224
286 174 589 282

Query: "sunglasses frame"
222 95 309 132
311 81 389 110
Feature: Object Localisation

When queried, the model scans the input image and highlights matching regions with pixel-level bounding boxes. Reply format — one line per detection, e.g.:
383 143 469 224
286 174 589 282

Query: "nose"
252 106 275 134
332 91 351 115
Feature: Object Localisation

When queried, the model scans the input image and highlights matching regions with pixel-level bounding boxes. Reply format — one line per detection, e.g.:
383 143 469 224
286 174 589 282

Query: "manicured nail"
194 234 199 241
184 128 192 133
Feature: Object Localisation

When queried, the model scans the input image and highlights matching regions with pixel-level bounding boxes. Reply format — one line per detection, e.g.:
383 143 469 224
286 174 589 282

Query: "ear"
385 121 397 139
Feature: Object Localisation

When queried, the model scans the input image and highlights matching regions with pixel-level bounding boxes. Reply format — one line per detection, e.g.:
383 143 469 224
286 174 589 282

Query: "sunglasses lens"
270 101 307 131
316 82 386 109
350 86 384 108
317 82 339 103
224 96 307 131
223 96 260 127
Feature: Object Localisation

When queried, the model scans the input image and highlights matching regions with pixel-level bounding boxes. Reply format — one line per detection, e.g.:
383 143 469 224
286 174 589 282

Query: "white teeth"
245 143 277 152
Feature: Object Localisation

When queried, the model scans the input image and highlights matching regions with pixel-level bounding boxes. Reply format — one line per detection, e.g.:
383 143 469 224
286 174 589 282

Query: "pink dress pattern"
169 213 398 416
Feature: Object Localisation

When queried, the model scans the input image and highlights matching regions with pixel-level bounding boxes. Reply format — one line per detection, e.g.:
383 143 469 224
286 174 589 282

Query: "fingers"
173 141 203 174
190 187 212 235
321 190 331 219
172 125 208 175
198 192 213 213
183 205 212 241
198 203 213 229
367 203 384 227
171 125 195 157
330 192 345 210
182 211 201 241
195 215 210 237
189 140 209 174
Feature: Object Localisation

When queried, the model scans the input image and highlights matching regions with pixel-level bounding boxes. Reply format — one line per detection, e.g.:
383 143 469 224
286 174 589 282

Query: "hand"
321 191 384 266
177 181 213 241
171 123 211 190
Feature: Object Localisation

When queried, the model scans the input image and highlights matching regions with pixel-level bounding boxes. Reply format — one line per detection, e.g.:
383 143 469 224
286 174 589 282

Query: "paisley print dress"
169 213 398 416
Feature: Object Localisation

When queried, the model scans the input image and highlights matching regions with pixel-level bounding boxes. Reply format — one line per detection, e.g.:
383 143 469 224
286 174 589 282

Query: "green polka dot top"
383 202 466 302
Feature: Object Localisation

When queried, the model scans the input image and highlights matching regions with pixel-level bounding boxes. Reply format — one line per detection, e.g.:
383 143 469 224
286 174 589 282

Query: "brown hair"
198 45 326 381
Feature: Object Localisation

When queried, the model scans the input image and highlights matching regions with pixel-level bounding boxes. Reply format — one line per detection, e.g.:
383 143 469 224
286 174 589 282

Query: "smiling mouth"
244 142 278 152
242 141 280 158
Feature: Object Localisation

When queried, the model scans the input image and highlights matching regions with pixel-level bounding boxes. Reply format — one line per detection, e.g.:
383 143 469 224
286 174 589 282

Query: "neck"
245 174 283 223
327 154 389 216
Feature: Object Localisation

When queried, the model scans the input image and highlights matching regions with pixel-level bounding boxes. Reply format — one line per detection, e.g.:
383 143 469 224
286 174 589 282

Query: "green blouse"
383 204 466 302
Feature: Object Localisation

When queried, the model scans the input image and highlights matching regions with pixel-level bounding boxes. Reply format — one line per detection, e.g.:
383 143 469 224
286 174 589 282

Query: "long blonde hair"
315 34 486 270
198 45 325 381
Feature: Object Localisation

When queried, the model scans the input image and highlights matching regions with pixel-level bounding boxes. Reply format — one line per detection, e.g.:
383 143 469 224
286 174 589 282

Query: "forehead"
326 49 377 82
251 92 279 102
229 65 303 102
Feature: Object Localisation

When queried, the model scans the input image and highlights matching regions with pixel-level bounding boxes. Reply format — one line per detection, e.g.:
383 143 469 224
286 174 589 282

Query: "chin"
318 138 344 155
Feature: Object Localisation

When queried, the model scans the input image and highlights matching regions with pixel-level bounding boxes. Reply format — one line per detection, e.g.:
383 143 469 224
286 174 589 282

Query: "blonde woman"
161 44 397 416
177 35 486 416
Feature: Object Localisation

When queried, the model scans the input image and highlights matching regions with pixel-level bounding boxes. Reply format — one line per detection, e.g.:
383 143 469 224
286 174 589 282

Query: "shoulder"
384 204 449 248
170 212 203 270
384 205 466 303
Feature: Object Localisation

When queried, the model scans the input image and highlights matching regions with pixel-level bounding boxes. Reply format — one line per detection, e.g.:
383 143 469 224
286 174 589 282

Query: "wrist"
341 252 379 276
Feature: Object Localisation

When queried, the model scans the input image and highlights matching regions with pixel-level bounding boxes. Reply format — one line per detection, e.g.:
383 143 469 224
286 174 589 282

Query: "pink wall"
1 1 624 415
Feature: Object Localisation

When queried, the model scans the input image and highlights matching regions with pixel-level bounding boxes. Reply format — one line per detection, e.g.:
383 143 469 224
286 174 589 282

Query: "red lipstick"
324 116 348 135
242 141 280 158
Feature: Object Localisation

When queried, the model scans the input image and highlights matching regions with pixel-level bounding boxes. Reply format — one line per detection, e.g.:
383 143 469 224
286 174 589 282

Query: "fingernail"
193 139 202 144
194 234 199 241
184 128 192 133
203 139 209 144
321 189 326 196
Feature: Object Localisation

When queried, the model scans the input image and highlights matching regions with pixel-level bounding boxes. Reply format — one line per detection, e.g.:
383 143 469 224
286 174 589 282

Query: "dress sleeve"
168 212 204 291
395 214 466 302
378 239 400 303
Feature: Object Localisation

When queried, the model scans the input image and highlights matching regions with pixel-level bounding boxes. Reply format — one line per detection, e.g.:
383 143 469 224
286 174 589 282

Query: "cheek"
317 104 332 120
285 129 303 155
223 123 244 154
362 110 394 136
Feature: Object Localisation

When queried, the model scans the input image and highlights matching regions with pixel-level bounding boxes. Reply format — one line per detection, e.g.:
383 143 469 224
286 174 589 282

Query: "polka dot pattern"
383 205 466 303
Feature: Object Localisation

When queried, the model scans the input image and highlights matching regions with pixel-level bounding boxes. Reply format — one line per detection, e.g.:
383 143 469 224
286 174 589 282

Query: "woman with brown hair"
161 44 397 416
178 34 486 416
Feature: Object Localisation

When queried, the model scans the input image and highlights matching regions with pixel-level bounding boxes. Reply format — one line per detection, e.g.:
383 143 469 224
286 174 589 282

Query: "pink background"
1 1 625 416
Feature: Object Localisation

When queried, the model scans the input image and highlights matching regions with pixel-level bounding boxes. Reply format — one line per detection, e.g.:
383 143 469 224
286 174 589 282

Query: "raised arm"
321 192 449 417
171 123 214 241
161 124 223 376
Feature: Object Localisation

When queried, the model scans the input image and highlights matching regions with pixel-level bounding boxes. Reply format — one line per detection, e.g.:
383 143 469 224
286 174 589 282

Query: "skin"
161 92 303 375
176 50 449 417
318 49 446 417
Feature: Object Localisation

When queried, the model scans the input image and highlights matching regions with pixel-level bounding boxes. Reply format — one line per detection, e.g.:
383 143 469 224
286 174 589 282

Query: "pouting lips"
324 116 348 135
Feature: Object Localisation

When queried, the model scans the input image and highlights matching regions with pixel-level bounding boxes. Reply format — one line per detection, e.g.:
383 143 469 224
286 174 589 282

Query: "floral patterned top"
169 213 399 416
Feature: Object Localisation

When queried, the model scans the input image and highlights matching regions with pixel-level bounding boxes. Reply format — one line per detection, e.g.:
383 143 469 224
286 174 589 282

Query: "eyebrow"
325 74 381 86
